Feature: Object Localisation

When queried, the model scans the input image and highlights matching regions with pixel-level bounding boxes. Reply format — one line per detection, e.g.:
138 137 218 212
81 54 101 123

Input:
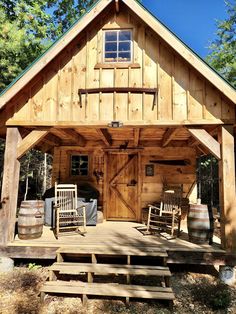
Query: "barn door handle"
127 179 137 186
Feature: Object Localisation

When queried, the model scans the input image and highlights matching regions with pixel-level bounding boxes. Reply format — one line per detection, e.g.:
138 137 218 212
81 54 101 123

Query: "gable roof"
0 0 235 109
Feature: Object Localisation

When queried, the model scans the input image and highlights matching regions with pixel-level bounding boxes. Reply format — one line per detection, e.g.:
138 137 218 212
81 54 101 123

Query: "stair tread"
41 281 175 300
50 262 171 276
57 246 168 257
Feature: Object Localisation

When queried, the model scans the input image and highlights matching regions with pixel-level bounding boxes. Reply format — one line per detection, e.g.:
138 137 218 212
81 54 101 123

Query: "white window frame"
103 29 133 63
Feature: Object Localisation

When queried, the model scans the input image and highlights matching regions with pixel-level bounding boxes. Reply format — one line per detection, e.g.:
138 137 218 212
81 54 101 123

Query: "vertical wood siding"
9 9 234 125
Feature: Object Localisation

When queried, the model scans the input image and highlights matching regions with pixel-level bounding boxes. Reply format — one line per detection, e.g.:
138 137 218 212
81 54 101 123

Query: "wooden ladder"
40 245 175 307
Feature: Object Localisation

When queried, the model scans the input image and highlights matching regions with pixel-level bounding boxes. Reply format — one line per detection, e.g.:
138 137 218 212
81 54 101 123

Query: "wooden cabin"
0 0 236 263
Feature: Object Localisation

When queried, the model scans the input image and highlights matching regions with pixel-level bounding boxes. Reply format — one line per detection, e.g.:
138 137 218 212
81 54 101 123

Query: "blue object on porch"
44 198 97 227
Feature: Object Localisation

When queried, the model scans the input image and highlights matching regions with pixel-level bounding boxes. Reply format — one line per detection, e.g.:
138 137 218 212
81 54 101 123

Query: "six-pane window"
71 155 89 176
104 30 132 62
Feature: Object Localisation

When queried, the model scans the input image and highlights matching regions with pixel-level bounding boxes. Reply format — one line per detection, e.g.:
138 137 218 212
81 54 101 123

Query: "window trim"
103 29 133 63
70 154 89 177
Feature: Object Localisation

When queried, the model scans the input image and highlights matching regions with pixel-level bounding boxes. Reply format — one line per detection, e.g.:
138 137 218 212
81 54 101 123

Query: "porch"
6 221 229 265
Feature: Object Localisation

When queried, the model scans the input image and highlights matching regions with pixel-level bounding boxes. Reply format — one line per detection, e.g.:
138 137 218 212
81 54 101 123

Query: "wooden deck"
4 221 231 265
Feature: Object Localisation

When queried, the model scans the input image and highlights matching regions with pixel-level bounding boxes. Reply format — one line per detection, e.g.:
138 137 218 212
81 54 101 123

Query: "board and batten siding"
6 10 235 126
51 145 196 217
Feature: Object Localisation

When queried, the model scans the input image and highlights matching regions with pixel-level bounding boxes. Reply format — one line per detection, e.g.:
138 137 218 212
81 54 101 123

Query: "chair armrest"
148 204 161 210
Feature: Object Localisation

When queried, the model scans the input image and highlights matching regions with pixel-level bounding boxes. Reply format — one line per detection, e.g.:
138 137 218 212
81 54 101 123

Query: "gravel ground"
0 266 235 314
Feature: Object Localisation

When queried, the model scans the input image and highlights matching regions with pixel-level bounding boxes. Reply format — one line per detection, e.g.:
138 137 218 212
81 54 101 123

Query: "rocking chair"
147 186 182 237
54 182 86 239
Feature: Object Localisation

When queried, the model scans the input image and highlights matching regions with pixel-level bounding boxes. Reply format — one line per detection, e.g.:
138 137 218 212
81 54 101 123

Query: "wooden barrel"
187 204 213 244
18 200 44 240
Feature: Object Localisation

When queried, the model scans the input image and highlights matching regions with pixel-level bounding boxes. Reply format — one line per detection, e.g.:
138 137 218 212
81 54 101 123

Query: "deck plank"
6 221 227 264
50 262 171 276
41 281 175 300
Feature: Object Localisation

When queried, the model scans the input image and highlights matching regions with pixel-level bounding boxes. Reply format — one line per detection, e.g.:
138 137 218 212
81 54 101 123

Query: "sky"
141 0 228 58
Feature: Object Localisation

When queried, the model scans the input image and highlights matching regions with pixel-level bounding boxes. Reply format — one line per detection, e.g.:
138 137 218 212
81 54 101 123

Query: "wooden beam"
162 128 179 147
37 142 54 154
115 0 119 12
187 136 199 147
17 130 49 159
133 129 140 147
43 133 62 146
187 127 221 159
96 128 112 146
55 129 86 146
196 145 208 155
218 126 236 251
6 118 226 127
0 128 21 245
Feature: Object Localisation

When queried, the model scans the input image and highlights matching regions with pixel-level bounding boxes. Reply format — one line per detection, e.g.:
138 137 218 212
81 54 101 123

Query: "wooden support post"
40 292 46 303
127 255 131 284
57 252 64 262
0 128 22 245
82 294 88 307
49 270 57 281
92 253 97 263
218 126 236 251
87 272 94 283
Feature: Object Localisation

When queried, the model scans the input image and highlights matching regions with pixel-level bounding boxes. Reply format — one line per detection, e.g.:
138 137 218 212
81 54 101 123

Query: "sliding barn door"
106 153 138 221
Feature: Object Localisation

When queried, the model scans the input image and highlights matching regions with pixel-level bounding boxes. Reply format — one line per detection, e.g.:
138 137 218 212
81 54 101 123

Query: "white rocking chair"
54 182 86 239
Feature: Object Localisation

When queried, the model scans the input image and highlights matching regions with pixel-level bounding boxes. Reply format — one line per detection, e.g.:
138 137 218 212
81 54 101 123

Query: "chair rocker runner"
54 183 86 239
147 186 182 237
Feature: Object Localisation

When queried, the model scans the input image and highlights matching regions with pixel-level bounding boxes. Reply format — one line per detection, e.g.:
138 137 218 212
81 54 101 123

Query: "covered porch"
1 124 235 252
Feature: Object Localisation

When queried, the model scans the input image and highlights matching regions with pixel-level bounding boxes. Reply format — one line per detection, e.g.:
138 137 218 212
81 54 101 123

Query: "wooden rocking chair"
54 183 86 239
147 186 182 237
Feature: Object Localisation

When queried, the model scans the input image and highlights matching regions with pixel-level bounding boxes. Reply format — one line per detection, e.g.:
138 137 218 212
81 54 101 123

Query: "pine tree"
206 0 236 87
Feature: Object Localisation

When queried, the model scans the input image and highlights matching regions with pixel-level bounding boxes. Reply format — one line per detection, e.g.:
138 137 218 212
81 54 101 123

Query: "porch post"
218 126 236 251
0 127 21 245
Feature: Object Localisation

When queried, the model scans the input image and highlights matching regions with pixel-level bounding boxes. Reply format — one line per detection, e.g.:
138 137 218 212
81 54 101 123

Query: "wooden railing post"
218 126 236 251
0 128 21 245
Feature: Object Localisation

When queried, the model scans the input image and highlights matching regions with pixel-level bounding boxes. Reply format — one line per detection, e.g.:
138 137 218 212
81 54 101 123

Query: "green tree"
206 0 236 87
0 1 54 92
48 0 98 36
0 0 100 92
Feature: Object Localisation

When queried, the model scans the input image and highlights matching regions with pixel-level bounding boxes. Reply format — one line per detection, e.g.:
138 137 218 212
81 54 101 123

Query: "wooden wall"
140 147 196 209
52 147 104 205
6 8 234 126
52 145 196 218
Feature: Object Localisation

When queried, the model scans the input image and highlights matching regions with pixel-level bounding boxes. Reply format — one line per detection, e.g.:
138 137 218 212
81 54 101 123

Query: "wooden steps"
41 281 175 300
50 262 172 277
40 245 175 306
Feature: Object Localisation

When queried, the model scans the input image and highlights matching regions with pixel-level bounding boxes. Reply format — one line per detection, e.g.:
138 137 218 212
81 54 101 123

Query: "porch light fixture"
108 121 123 128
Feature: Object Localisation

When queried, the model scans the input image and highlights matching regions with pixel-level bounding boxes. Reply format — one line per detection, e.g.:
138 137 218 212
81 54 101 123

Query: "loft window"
104 30 132 63
71 155 89 176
